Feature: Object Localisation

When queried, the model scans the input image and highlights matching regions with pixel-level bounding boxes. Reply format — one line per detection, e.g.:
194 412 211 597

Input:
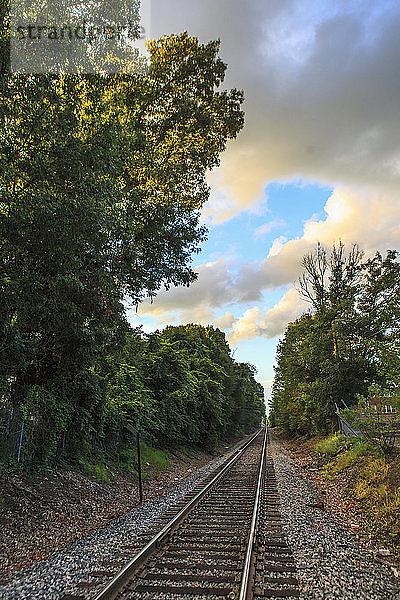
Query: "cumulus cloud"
152 0 400 222
234 187 400 307
136 187 400 339
138 239 309 324
213 311 236 330
259 288 309 338
235 238 311 302
138 259 235 318
228 288 308 345
228 307 262 343
133 4 400 354
303 188 400 252
267 236 288 258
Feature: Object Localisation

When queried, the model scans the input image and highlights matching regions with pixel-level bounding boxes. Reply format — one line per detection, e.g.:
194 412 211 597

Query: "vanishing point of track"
62 429 299 600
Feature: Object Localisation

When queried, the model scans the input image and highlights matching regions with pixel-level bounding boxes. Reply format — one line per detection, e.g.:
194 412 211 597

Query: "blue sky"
129 0 400 404
129 183 333 399
196 182 333 384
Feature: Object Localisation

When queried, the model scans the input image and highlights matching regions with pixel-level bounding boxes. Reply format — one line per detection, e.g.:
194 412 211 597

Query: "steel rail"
238 426 267 600
92 428 264 600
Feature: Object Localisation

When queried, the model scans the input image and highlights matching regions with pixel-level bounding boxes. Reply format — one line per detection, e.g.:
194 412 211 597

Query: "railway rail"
62 428 299 600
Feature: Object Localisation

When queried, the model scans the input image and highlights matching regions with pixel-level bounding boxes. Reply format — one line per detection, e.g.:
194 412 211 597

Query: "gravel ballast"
268 433 400 600
0 438 247 600
2 431 399 600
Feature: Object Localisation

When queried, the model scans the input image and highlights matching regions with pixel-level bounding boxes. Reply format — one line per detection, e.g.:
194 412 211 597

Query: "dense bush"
102 325 265 453
1 324 265 466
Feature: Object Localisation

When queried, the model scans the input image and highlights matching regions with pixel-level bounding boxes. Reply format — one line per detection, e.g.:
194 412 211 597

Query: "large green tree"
0 33 244 457
270 243 400 435
104 324 264 452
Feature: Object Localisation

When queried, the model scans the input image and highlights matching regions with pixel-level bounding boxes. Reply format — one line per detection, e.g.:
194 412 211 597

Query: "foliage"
365 486 400 545
0 32 249 464
0 0 10 75
314 433 345 455
348 437 378 457
1 322 264 467
339 398 400 454
321 437 381 477
318 441 400 547
270 242 400 435
106 325 265 453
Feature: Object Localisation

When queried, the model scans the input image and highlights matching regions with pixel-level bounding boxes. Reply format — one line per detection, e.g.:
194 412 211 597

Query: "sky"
128 0 400 404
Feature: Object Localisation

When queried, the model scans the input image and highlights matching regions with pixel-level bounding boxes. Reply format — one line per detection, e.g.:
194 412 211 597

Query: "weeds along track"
61 429 299 600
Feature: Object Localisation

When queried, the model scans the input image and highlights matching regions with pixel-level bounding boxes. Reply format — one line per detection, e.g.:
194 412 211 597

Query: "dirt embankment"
0 441 238 582
275 431 400 570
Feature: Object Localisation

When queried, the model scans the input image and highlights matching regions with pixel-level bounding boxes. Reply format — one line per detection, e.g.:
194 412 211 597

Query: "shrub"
78 459 110 484
349 437 380 458
315 433 345 455
321 437 382 477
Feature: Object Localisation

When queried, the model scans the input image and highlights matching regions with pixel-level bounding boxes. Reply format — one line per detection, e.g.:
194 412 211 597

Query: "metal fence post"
124 423 144 503
137 430 143 504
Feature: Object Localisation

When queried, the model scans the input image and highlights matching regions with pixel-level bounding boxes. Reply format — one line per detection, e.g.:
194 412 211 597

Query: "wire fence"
335 401 400 454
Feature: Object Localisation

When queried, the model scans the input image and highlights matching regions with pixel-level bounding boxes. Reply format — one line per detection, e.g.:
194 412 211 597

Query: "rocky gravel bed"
268 433 400 600
0 437 248 600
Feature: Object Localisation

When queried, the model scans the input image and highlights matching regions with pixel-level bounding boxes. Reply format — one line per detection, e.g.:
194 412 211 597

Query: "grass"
352 457 400 545
118 443 170 479
314 433 345 455
321 437 380 477
78 442 171 484
315 433 400 547
139 443 170 470
78 459 111 484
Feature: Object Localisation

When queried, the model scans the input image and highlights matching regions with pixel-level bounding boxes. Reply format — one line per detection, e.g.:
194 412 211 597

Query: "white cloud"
138 259 235 317
267 236 288 258
228 288 308 344
235 188 400 306
133 4 400 357
258 288 309 338
213 311 235 330
303 188 400 252
137 238 309 325
228 307 262 343
136 187 400 341
152 0 400 222
255 219 286 239
235 238 312 301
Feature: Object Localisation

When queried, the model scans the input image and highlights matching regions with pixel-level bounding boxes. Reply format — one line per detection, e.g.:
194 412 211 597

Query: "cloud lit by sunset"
130 0 400 399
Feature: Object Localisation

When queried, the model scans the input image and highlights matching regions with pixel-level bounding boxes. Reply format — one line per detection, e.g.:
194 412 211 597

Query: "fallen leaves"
0 440 237 581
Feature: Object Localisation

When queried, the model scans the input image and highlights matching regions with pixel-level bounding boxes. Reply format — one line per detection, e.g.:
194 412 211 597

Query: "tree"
270 241 398 435
0 33 244 458
0 0 10 75
108 324 264 452
357 250 400 405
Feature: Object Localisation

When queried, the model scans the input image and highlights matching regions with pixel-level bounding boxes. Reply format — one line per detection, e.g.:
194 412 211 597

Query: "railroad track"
62 428 299 600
